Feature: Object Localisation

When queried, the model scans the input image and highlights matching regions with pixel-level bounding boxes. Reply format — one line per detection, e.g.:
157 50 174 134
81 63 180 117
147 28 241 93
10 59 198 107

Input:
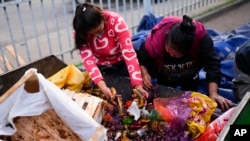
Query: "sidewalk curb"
196 0 248 22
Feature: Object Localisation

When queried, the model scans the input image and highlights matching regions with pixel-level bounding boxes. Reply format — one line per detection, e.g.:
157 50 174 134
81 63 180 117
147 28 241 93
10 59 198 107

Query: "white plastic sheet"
0 68 107 141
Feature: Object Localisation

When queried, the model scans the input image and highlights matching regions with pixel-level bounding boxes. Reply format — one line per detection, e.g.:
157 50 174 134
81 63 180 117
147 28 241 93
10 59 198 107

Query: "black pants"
98 61 129 77
156 73 199 91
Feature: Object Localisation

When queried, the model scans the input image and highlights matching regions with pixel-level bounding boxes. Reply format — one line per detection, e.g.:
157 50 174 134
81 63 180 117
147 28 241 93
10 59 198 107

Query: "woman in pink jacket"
73 2 148 99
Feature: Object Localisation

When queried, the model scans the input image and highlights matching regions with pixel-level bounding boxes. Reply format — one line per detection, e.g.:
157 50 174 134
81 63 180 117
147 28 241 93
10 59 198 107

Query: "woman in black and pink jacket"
136 15 232 110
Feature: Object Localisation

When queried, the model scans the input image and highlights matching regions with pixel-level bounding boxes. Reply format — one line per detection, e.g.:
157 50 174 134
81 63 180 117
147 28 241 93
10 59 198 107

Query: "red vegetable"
125 100 132 108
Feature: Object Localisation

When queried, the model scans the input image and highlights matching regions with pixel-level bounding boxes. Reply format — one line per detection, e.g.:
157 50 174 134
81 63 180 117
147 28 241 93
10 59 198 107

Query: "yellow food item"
65 65 84 91
48 65 91 91
82 70 91 89
47 65 70 88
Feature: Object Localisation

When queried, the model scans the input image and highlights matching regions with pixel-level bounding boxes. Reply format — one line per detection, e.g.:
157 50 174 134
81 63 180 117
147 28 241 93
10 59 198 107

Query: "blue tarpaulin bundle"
132 13 163 50
199 24 250 103
131 13 250 103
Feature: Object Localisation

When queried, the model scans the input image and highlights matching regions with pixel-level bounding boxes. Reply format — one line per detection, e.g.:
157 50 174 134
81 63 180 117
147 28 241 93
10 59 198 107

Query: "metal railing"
0 0 229 74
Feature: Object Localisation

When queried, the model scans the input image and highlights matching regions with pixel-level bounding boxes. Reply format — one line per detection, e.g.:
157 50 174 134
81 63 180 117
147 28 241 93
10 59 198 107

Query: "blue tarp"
132 13 250 103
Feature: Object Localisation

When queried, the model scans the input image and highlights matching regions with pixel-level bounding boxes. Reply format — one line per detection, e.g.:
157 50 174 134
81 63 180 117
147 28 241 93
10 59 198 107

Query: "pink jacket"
80 11 142 87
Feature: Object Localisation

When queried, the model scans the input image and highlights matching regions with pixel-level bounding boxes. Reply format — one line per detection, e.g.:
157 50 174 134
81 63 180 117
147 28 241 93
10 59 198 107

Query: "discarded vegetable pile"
83 87 217 141
48 65 218 141
86 87 169 141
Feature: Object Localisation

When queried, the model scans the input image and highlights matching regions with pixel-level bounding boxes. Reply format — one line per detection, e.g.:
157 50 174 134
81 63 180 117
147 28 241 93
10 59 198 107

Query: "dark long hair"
166 15 196 54
73 2 104 49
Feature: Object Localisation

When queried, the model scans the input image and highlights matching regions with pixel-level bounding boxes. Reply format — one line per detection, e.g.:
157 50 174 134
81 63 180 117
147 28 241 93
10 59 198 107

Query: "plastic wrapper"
153 91 217 140
194 107 236 141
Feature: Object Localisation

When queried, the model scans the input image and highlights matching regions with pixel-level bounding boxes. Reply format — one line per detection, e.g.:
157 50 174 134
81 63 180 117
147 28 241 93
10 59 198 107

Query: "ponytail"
180 15 196 35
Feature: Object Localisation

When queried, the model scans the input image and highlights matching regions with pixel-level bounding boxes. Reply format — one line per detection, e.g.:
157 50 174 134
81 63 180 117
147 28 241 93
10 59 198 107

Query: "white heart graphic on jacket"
125 38 132 46
115 18 128 33
110 46 120 55
128 65 134 73
106 56 116 60
89 67 102 80
80 50 92 62
118 55 123 61
110 12 117 16
132 71 142 81
101 61 111 65
111 18 115 25
108 29 115 36
86 60 94 65
94 37 108 50
123 49 136 61
94 57 99 63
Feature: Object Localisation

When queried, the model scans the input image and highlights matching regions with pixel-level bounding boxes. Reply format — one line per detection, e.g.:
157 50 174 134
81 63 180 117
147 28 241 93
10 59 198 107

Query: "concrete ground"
1 0 250 74
198 0 250 33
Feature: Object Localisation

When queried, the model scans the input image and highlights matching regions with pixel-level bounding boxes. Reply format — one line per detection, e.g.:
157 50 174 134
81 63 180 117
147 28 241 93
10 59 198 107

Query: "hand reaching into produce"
209 94 232 111
134 85 149 99
132 88 147 108
208 83 233 111
97 80 113 99
140 65 153 90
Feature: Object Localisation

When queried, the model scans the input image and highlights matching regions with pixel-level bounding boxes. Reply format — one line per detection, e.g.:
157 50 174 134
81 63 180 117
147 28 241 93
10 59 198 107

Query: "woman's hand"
209 94 232 111
101 86 113 99
208 82 232 111
140 65 152 90
97 80 113 99
135 85 149 98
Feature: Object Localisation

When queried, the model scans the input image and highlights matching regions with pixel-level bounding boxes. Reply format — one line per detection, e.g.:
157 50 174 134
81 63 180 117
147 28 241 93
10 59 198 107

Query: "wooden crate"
10 92 104 141
62 89 104 123
12 109 81 141
0 70 82 141
0 69 105 141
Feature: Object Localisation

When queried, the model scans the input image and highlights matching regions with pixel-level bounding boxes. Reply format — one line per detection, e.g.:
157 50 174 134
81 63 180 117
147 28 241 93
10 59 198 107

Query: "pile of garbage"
48 65 218 141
